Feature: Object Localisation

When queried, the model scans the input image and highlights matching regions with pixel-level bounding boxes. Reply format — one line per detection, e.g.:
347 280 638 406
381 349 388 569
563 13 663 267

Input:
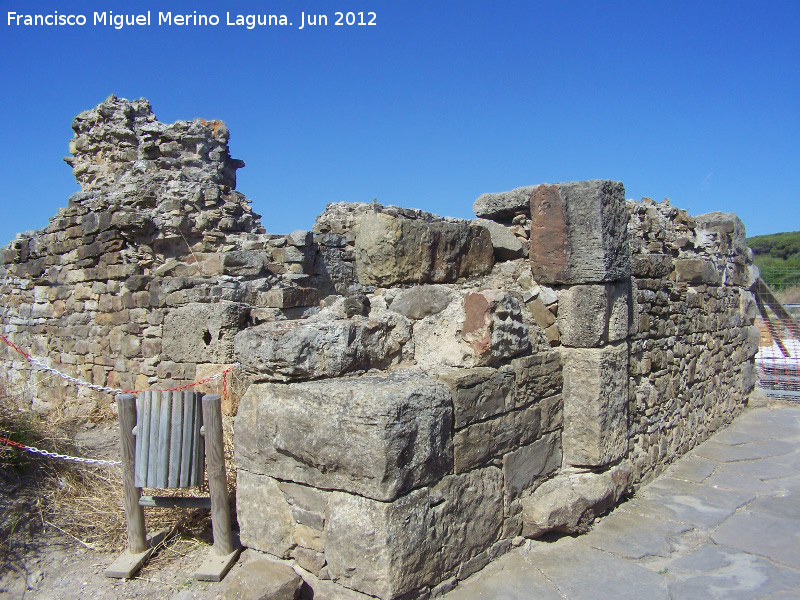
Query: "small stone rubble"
0 98 760 600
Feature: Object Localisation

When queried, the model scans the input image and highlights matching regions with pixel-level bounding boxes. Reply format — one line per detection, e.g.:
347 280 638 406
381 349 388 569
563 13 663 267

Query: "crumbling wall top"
61 95 260 246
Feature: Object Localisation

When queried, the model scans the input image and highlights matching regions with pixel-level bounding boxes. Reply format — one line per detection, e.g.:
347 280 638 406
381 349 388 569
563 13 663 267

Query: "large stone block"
161 301 249 362
234 314 411 381
472 219 526 260
560 342 629 467
556 281 631 347
435 366 514 429
389 284 454 320
220 556 303 600
236 470 296 557
529 180 629 284
354 213 493 286
234 371 453 502
261 286 320 309
511 351 563 408
325 468 503 599
520 462 632 538
674 258 721 285
222 250 267 276
473 185 535 220
453 405 541 473
502 431 562 503
695 211 748 256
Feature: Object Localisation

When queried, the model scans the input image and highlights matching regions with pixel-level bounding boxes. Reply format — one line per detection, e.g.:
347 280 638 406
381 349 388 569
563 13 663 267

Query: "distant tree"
748 231 800 289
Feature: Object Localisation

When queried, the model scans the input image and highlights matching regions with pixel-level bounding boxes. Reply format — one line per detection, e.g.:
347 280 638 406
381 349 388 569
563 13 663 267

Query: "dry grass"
776 286 800 305
37 466 125 551
1 383 238 557
1 386 127 552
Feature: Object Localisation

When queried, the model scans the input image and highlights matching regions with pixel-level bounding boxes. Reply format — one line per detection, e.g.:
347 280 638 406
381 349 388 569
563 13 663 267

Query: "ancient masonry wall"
626 202 760 482
0 98 760 600
0 96 327 415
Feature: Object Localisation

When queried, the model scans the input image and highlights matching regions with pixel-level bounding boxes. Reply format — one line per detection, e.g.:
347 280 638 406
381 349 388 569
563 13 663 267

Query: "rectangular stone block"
234 315 409 382
526 296 556 328
511 351 562 408
529 180 629 284
473 185 535 220
560 342 629 467
556 281 631 347
272 245 308 264
278 481 329 516
457 551 490 581
236 470 297 558
435 366 514 429
105 264 140 279
261 286 320 309
674 258 721 285
325 467 503 600
540 394 564 433
221 250 267 276
502 431 562 503
453 405 541 473
234 371 453 502
161 301 249 362
631 254 673 278
354 212 494 286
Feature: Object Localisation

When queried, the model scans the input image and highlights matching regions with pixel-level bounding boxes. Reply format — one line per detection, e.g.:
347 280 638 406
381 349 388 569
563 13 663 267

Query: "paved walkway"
448 403 800 600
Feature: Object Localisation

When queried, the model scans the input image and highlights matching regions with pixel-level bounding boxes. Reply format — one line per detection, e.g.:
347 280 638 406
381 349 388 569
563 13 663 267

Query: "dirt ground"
0 465 240 600
0 421 238 600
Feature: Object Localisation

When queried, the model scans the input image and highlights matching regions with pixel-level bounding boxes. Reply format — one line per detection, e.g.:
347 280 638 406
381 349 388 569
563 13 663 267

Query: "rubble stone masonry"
0 98 759 599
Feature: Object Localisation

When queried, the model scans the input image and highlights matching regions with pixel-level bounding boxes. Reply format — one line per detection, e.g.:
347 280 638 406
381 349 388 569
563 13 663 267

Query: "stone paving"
446 403 800 600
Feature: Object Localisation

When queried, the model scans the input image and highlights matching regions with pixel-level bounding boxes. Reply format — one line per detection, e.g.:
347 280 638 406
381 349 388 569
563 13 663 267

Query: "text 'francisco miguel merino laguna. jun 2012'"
7 10 377 30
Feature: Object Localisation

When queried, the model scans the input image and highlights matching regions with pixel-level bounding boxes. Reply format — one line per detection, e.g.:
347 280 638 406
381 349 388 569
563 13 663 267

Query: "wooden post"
117 393 147 554
201 394 233 556
195 394 240 581
106 393 155 578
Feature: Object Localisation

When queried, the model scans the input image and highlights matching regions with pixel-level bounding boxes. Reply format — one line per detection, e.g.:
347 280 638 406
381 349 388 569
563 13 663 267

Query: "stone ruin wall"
627 203 760 483
0 96 327 415
0 98 760 600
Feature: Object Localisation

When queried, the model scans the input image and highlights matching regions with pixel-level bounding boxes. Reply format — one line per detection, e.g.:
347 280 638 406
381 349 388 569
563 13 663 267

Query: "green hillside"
747 231 800 289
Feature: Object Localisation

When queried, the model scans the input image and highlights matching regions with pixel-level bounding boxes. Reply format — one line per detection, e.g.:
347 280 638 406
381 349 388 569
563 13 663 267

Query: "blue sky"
1 0 798 244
